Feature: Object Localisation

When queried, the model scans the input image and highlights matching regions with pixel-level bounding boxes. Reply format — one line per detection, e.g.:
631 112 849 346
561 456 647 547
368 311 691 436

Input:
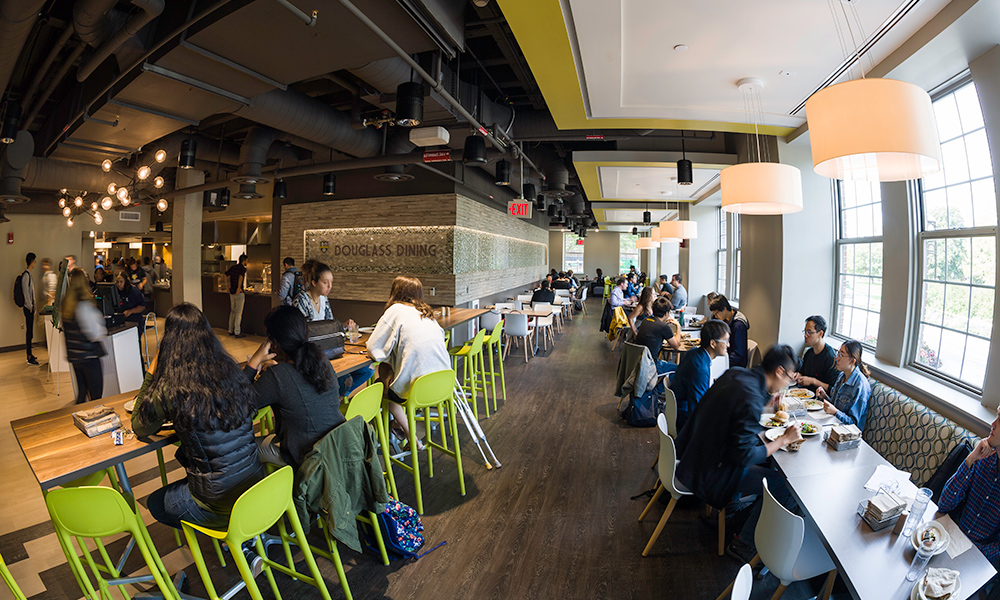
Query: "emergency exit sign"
507 200 532 218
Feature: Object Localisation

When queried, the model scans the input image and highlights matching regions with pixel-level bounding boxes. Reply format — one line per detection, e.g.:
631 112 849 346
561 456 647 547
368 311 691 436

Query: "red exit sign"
507 200 533 218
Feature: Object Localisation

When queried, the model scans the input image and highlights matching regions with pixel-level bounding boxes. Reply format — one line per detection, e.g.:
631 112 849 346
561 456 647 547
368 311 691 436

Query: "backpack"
621 388 662 428
361 497 425 560
287 269 304 302
12 271 25 308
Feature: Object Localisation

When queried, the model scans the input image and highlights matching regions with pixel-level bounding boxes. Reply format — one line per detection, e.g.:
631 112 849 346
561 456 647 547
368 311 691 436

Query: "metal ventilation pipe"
234 126 279 184
0 0 47 100
0 130 33 203
22 156 117 193
76 0 165 82
567 192 586 217
541 160 573 199
236 89 383 158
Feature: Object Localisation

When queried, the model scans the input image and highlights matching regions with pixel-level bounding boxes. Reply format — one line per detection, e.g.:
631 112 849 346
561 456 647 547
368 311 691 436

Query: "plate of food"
124 399 135 412
804 399 825 411
764 427 786 441
914 568 961 600
911 521 951 556
797 420 822 436
787 388 815 399
760 411 790 428
358 326 375 334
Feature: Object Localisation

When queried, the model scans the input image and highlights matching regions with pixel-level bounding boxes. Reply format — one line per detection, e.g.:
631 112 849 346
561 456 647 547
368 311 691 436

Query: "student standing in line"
61 269 107 404
796 315 838 392
226 254 248 338
20 253 38 365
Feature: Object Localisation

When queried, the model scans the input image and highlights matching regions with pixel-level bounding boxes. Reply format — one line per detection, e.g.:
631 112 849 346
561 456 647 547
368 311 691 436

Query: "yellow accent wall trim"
497 0 796 137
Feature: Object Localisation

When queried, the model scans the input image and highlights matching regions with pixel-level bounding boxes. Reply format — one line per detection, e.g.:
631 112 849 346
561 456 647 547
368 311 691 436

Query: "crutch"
452 377 502 469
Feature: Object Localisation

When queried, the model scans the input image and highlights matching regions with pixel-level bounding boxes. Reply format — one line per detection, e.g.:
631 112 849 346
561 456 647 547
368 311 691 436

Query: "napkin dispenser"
826 424 862 451
72 405 122 437
857 490 907 531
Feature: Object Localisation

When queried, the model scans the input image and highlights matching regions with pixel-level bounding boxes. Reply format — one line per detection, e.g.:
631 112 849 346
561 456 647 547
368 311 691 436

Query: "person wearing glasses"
675 345 802 562
669 319 730 433
709 294 750 368
796 315 838 392
817 339 872 430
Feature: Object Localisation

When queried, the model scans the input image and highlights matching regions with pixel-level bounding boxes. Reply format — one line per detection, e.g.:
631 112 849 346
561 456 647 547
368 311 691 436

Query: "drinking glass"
900 487 933 537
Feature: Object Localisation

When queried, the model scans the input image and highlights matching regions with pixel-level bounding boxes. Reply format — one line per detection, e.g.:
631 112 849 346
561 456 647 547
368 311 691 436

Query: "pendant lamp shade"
721 162 803 214
806 78 941 181
636 237 657 250
649 226 661 242
658 220 698 239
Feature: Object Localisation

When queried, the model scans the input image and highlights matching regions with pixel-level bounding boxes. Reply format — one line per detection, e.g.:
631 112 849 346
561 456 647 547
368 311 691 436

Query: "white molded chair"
662 387 678 438
731 564 753 600
551 296 566 331
638 413 692 556
555 289 573 321
511 300 523 310
577 286 588 314
715 479 837 600
494 302 514 311
502 313 534 363
531 302 556 351
480 311 502 331
710 355 729 385
747 339 761 368
516 294 533 305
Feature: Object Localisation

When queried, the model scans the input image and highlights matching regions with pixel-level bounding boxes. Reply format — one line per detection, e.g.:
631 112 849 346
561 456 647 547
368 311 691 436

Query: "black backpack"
287 269 304 302
12 271 25 308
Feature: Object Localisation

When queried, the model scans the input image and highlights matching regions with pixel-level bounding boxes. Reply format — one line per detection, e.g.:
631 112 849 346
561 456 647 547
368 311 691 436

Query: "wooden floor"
0 303 838 600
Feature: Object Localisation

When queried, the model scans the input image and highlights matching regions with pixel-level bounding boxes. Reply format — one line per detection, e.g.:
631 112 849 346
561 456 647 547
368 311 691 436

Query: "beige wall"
0 215 89 350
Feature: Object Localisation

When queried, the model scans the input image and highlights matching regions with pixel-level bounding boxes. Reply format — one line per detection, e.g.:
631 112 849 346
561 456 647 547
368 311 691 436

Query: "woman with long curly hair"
132 303 263 529
245 305 344 467
366 276 451 442
61 268 106 404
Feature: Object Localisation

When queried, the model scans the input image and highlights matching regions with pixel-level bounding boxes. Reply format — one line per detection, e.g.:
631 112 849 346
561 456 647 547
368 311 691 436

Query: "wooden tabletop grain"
435 307 488 331
787 465 996 600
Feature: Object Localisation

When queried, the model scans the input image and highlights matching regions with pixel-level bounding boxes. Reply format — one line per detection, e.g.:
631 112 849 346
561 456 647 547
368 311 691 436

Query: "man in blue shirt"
670 319 730 432
609 277 627 308
670 273 688 310
277 257 299 306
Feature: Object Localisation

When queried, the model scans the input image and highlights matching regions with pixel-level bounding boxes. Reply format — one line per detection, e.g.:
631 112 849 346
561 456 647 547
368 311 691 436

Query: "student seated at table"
566 270 579 289
367 276 452 445
294 260 373 397
628 286 657 336
114 268 146 339
669 274 687 310
245 305 345 467
670 319 730 433
552 272 573 290
590 269 605 295
531 279 556 304
676 344 802 560
634 297 681 376
796 315 838 392
710 294 750 368
817 339 871 430
625 273 641 301
657 274 673 299
608 277 628 308
132 303 264 529
939 407 1000 574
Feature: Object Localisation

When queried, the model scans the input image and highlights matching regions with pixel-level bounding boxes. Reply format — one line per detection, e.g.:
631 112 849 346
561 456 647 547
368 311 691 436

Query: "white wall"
0 215 89 349
548 228 622 278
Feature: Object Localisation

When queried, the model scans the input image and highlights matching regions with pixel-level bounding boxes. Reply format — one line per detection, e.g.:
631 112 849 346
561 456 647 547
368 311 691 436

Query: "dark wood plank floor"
33 301 842 600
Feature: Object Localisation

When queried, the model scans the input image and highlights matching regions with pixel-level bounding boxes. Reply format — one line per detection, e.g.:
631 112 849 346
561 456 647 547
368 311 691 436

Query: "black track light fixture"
274 179 287 200
463 135 487 166
547 204 556 218
322 173 336 196
395 81 424 127
523 183 536 200
494 159 511 186
678 134 693 185
1 101 20 144
632 226 638 235
220 188 230 208
643 209 651 225
535 194 545 210
178 138 197 169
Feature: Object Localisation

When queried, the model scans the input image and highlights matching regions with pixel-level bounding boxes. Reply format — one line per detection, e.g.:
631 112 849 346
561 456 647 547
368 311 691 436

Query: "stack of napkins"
72 405 121 438
830 424 862 442
866 490 906 521
922 567 960 599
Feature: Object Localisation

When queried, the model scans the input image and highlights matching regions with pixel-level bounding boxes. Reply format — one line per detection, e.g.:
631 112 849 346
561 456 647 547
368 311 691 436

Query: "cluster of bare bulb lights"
60 149 169 227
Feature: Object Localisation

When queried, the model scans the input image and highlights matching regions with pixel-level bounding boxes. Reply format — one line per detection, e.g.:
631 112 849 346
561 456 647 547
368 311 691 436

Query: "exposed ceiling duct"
75 0 165 82
540 160 573 199
234 126 279 184
0 130 33 203
0 0 47 100
22 156 117 193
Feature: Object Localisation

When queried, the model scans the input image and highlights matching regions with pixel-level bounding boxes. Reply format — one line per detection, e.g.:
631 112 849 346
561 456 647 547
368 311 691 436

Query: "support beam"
172 169 205 309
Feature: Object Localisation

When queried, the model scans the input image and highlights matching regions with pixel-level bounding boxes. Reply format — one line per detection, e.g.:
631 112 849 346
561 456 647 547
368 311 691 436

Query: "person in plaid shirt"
939 407 1000 570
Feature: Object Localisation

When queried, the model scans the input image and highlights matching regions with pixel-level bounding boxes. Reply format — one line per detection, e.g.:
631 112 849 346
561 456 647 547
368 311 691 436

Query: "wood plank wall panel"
281 193 547 305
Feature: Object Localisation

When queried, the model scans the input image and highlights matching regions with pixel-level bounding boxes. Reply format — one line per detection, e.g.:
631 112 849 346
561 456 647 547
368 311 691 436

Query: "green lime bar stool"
182 466 343 600
46 485 179 600
343 382 393 565
449 328 489 418
386 369 465 514
1 553 25 600
480 317 506 413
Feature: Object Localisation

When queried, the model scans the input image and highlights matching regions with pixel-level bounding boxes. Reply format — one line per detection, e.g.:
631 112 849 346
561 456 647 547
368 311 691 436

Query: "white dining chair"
555 289 573 322
730 564 753 600
551 296 565 331
710 355 729 385
516 294 533 305
662 386 678 438
714 479 837 600
639 413 692 556
531 302 555 351
480 310 502 331
502 313 534 363
577 286 588 314
494 302 514 311
512 300 523 310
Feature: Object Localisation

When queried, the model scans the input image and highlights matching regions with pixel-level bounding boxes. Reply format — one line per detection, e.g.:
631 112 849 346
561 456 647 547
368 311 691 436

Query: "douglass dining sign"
304 225 545 275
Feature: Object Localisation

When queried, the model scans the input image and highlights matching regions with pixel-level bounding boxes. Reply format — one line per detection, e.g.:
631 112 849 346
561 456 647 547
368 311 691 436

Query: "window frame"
717 207 728 295
908 80 997 394
563 232 584 273
833 180 884 350
732 213 742 303
619 233 639 274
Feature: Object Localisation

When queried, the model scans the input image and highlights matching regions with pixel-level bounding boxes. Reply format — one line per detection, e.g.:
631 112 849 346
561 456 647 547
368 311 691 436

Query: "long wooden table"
435 307 488 331
764 407 997 599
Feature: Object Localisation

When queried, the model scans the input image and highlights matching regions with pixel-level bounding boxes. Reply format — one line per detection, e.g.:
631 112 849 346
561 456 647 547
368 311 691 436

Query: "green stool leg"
448 397 466 497
155 449 183 549
316 520 353 599
0 553 26 600
373 409 398 497
485 341 498 412
496 337 507 403
181 528 222 600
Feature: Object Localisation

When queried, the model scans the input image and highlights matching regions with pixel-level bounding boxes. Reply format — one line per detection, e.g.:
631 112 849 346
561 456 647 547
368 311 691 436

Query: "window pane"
966 130 993 179
971 179 998 227
934 94 962 142
943 283 970 331
834 180 882 347
955 84 985 132
970 287 994 338
923 188 947 231
922 282 944 326
942 137 971 185
946 183 973 229
962 336 990 388
916 324 943 369
938 329 967 380
945 238 971 283
971 236 996 286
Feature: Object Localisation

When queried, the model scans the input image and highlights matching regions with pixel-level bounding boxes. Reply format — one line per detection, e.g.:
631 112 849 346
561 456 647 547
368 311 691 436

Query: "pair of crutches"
451 376 502 470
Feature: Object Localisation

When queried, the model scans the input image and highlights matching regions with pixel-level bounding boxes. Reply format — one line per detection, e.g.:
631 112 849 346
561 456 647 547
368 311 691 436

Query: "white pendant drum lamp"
658 220 697 240
637 237 657 250
650 225 661 242
721 78 803 215
807 78 941 182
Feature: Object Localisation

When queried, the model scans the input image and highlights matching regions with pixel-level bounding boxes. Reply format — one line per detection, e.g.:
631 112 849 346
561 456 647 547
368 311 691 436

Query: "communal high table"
764 411 996 599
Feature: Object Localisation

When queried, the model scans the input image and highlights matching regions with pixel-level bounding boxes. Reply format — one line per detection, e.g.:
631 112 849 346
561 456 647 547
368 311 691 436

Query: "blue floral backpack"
363 496 425 560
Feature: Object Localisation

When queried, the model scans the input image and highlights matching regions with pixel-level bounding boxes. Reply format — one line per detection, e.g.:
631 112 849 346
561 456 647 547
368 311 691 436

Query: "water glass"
900 487 933 537
906 540 934 581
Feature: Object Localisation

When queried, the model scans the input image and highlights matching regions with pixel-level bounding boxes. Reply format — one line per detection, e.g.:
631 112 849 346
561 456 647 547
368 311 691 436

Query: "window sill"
830 339 994 438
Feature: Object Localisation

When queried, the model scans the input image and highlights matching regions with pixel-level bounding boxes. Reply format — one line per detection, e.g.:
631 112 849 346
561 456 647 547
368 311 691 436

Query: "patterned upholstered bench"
863 380 979 486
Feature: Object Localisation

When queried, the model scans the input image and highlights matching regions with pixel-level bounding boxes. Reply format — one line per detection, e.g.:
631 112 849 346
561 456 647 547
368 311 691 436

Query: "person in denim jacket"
817 339 872 430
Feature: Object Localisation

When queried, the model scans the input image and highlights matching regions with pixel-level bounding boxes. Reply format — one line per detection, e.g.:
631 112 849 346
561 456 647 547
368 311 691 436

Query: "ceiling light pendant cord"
846 0 875 74
838 0 864 80
828 0 851 71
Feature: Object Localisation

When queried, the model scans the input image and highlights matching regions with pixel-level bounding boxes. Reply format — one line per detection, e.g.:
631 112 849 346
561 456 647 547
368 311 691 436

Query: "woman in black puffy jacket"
62 268 106 404
133 303 263 529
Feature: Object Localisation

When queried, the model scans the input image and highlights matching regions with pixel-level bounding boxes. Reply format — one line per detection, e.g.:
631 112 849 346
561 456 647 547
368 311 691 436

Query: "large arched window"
834 181 883 347
914 81 996 391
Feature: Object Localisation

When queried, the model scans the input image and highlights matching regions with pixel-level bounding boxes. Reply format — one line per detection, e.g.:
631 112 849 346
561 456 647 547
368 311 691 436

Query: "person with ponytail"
245 305 344 467
61 268 107 404
817 339 872 430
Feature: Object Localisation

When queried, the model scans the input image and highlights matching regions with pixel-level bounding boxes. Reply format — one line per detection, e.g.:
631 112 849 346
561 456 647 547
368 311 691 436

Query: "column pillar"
171 169 205 309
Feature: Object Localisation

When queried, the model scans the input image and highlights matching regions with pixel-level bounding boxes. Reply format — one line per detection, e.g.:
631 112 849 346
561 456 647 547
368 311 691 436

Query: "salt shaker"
906 537 935 581
900 487 933 537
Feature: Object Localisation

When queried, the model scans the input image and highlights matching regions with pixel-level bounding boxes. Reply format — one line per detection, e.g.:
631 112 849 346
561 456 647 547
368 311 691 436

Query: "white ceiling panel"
604 208 677 223
566 0 951 127
598 166 719 200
